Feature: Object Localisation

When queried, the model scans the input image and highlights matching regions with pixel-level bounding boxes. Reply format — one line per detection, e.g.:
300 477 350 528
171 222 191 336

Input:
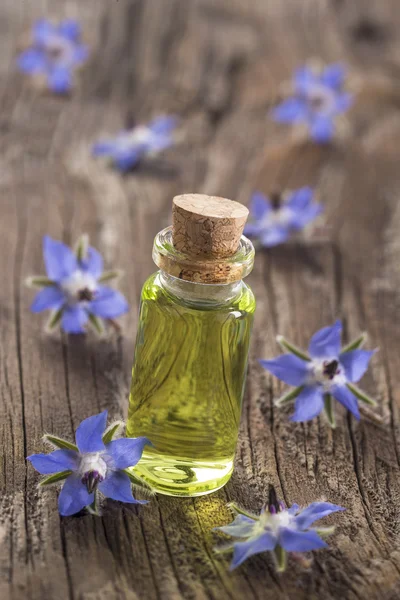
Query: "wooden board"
1 1 400 598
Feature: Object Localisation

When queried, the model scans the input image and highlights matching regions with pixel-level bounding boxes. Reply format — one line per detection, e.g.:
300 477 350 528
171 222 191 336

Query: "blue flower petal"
215 514 257 539
243 223 263 237
114 148 143 171
75 411 107 454
250 192 272 220
106 437 151 469
98 470 147 504
58 19 81 41
310 115 335 144
43 236 78 282
58 473 93 516
27 449 79 474
260 226 291 247
331 384 360 420
30 286 65 313
80 246 103 279
339 349 375 383
259 354 308 386
33 19 55 45
61 305 88 334
17 49 46 73
272 98 307 123
321 64 345 89
292 203 323 230
89 286 129 319
294 65 317 94
291 386 324 422
308 320 342 359
279 528 327 552
92 141 116 156
148 115 178 135
230 533 276 570
335 92 353 113
73 45 89 65
288 503 300 515
48 66 73 94
286 187 314 211
294 502 345 529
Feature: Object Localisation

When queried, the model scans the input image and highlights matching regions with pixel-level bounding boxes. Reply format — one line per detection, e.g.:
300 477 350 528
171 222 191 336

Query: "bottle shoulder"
141 271 255 314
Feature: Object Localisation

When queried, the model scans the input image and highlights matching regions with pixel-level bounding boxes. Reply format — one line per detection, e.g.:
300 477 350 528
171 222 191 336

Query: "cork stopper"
172 194 249 259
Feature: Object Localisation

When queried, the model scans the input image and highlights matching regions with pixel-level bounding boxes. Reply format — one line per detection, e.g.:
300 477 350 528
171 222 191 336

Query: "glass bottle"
127 194 255 496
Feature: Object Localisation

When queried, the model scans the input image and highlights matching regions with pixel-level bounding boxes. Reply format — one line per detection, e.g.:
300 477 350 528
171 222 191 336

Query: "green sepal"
43 434 79 452
102 420 125 444
274 545 287 572
324 394 336 429
26 276 55 288
39 470 72 486
213 542 235 555
86 493 101 516
276 336 311 362
341 332 367 353
46 307 64 332
124 468 155 497
88 313 105 336
313 526 335 538
226 502 259 520
75 234 89 262
347 382 377 407
98 270 122 283
275 385 304 407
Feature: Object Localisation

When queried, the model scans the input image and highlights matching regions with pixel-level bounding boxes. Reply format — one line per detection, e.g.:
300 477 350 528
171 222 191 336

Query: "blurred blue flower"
27 411 152 516
260 320 377 426
17 19 89 94
215 499 344 571
92 116 179 172
244 187 322 247
27 235 129 334
272 63 353 143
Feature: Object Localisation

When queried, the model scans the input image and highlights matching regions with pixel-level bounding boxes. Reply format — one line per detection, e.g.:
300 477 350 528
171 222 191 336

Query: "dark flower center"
323 359 340 380
78 287 95 302
47 46 63 60
267 485 285 514
81 470 104 494
270 191 282 210
309 95 325 110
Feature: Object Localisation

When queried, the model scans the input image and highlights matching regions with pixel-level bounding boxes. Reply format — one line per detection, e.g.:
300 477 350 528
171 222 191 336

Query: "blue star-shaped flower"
17 19 89 94
215 499 344 571
27 235 129 334
92 116 179 172
27 411 152 516
260 320 377 426
244 187 323 247
272 63 353 143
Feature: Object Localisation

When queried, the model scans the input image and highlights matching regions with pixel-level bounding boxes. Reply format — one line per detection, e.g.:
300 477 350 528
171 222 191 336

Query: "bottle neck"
159 271 243 307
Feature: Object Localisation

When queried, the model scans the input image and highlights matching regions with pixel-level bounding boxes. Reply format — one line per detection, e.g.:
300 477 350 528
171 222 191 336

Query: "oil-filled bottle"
127 194 255 496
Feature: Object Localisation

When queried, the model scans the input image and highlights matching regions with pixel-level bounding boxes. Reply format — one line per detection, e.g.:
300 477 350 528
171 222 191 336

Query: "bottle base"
129 454 234 497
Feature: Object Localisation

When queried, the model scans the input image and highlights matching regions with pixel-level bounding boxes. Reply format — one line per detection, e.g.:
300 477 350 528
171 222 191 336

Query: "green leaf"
324 394 336 429
88 313 105 336
43 434 79 452
275 385 304 407
102 421 125 444
75 234 89 261
341 332 367 353
26 276 55 288
274 545 287 572
46 307 64 331
347 383 377 407
40 470 72 486
276 336 311 361
98 270 122 283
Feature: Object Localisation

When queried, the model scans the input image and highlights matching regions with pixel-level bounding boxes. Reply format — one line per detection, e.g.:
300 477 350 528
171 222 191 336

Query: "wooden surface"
1 1 400 599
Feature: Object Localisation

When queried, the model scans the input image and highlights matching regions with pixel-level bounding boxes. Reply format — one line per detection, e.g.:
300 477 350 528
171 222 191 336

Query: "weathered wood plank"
1 0 400 599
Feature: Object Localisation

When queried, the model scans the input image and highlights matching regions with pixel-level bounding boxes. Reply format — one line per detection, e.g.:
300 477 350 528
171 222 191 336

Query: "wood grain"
1 0 400 599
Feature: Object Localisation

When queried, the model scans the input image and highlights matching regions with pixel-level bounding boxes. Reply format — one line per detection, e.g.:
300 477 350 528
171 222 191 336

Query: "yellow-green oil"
127 272 255 496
